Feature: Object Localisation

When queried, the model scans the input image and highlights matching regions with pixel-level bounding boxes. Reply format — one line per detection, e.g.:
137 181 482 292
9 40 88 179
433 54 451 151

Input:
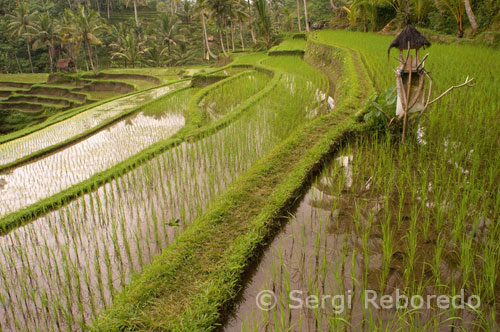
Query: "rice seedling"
224 30 499 330
0 54 324 331
0 89 191 216
198 71 269 120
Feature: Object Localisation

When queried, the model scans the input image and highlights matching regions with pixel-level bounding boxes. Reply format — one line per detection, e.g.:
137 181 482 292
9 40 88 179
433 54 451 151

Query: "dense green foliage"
1 0 498 74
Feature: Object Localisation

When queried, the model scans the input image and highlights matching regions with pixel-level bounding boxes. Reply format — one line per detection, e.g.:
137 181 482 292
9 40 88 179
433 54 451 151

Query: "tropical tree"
64 6 107 74
124 0 146 27
205 0 232 56
110 30 148 67
302 0 310 32
31 12 59 73
296 0 302 31
157 13 178 56
254 0 272 48
439 0 465 37
144 40 169 67
412 0 432 23
463 0 478 33
196 0 218 59
6 2 37 73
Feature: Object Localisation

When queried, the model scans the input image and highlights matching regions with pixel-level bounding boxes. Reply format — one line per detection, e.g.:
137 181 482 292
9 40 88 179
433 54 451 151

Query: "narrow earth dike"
92 37 374 331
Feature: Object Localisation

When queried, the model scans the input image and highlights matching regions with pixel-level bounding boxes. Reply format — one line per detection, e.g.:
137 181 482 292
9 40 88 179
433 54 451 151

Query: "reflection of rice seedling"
231 40 500 325
0 82 189 166
0 90 190 216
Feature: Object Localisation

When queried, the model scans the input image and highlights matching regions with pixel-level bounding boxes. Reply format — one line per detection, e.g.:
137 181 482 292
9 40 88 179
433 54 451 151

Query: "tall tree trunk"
133 0 139 27
296 0 302 32
230 23 235 51
48 48 53 74
250 28 257 44
219 29 228 57
14 53 22 73
202 13 217 59
86 41 96 75
94 45 99 69
107 0 111 19
302 0 309 32
96 0 100 15
239 23 245 50
26 41 34 73
464 0 478 33
225 25 230 52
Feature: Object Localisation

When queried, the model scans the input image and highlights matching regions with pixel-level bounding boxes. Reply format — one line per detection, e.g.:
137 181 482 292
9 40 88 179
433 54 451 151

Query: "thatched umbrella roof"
388 19 431 54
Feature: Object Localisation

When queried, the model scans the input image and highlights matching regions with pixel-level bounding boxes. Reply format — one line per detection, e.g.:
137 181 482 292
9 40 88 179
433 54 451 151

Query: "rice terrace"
0 0 499 331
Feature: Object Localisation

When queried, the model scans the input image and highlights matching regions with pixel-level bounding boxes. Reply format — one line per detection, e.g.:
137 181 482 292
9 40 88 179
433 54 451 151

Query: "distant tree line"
0 0 276 73
0 0 498 73
289 0 499 37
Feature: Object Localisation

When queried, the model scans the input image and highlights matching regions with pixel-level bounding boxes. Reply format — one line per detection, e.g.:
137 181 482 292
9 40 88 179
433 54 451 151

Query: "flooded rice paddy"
0 81 189 166
225 140 499 332
0 61 324 331
0 90 190 217
199 71 270 120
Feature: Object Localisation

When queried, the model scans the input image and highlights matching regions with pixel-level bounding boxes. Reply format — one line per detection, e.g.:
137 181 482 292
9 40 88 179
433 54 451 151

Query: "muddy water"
0 81 189 166
0 111 185 216
0 65 322 331
224 151 496 332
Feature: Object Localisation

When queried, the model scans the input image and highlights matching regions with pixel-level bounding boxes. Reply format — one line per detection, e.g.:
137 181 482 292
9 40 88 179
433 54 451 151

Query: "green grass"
269 38 307 52
0 73 49 83
101 67 186 83
84 91 122 100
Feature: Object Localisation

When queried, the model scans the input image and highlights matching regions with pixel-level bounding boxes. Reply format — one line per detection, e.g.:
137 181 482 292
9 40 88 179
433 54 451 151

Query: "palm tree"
254 0 272 49
124 0 146 27
110 31 148 67
6 2 37 73
195 0 218 59
65 6 107 74
439 0 465 37
463 0 478 33
412 0 432 24
302 0 309 32
296 0 302 31
31 12 59 73
144 40 169 67
59 9 81 70
158 13 178 56
205 0 232 57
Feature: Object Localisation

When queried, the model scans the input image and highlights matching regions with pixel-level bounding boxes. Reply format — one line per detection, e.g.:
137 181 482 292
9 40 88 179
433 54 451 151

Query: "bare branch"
427 76 475 106
416 53 429 71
